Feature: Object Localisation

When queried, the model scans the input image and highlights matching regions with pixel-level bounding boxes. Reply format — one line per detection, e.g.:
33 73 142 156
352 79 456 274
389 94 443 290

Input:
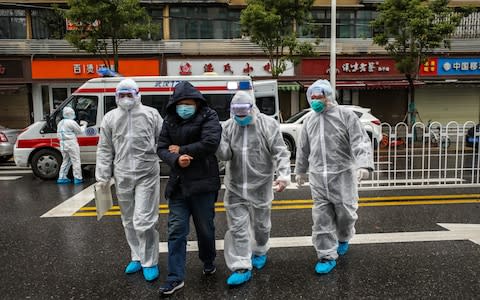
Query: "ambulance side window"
256 96 275 116
204 94 234 121
104 96 117 114
141 95 170 118
53 95 98 129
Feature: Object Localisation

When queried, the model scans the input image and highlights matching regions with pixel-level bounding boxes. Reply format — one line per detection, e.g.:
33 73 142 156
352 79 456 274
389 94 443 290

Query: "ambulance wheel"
31 149 62 180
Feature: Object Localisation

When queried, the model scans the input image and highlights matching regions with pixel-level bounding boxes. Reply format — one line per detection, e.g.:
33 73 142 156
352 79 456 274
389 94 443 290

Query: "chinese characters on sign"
72 63 113 75
420 58 480 76
175 61 280 76
341 61 390 73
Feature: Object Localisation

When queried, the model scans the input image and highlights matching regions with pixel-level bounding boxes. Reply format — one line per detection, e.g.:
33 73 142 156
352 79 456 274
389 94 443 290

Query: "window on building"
149 8 163 40
0 9 27 39
31 9 65 39
298 9 376 38
169 6 241 39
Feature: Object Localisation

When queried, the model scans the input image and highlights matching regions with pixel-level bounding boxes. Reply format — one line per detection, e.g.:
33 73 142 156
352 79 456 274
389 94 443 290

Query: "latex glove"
295 173 307 188
96 181 109 189
79 120 88 127
356 168 370 182
273 180 288 192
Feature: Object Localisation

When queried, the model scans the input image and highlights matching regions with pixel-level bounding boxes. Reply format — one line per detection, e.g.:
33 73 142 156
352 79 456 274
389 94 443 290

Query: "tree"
371 0 468 125
62 0 156 73
240 0 315 78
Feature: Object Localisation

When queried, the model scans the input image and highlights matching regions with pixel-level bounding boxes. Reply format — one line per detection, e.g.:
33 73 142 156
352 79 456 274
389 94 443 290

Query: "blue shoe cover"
315 260 336 274
143 265 159 281
125 261 141 274
227 270 252 286
337 241 349 256
73 178 84 184
252 254 267 269
56 178 71 184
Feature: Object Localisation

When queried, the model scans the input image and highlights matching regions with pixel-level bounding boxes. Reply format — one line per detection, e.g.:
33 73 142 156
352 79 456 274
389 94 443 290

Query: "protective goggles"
310 86 325 98
115 89 138 98
230 103 253 116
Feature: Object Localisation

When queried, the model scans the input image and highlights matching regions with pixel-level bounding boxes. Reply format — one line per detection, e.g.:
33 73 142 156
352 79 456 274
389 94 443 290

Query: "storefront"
418 57 480 125
165 58 296 121
299 57 414 125
31 57 161 121
0 58 31 129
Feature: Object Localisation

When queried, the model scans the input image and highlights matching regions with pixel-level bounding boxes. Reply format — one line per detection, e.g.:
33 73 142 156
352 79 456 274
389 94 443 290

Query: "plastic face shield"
230 103 253 116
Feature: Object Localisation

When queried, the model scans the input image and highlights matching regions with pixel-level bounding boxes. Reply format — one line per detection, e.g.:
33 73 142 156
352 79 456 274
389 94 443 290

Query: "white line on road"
158 223 480 253
0 176 22 181
0 166 30 170
41 184 95 218
0 170 32 174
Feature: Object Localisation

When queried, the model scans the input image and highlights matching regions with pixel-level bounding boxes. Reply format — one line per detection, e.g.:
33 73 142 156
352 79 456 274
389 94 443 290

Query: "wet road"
1 163 479 299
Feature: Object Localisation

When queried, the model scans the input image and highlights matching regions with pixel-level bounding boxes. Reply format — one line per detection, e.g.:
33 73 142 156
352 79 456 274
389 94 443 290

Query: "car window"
285 110 310 123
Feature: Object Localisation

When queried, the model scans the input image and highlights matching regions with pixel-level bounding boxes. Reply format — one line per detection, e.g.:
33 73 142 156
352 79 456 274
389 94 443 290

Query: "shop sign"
437 58 480 76
301 58 402 78
167 59 294 77
32 58 160 79
0 60 24 79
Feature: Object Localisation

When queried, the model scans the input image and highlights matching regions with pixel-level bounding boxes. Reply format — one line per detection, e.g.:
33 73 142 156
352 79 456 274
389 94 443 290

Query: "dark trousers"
166 191 217 282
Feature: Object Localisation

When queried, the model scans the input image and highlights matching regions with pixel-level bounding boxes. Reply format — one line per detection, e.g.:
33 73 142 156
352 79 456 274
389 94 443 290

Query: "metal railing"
360 121 480 190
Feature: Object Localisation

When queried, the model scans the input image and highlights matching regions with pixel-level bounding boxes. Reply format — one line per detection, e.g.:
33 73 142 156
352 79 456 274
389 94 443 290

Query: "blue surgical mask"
176 104 196 119
311 100 326 113
234 115 253 126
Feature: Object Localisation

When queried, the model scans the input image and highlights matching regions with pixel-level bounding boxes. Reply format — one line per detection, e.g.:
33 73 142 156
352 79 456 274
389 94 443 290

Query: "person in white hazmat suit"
95 78 163 282
294 79 373 274
56 106 87 184
216 91 291 286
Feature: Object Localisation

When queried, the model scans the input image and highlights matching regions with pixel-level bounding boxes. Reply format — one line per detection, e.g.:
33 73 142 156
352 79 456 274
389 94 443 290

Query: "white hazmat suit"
57 106 86 182
217 91 291 273
294 79 373 262
96 78 163 269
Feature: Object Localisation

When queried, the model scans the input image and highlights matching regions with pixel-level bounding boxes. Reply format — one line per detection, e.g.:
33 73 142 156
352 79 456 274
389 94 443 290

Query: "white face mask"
117 97 136 110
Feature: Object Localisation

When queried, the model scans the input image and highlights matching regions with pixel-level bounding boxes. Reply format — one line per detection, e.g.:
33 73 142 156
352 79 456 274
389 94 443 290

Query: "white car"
280 105 382 157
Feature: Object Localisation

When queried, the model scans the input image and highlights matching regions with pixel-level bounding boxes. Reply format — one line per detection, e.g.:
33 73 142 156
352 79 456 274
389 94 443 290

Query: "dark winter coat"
157 81 222 199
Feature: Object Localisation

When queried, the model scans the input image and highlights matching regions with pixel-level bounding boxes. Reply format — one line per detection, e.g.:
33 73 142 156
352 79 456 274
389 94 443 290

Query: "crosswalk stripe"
0 170 32 174
0 176 22 181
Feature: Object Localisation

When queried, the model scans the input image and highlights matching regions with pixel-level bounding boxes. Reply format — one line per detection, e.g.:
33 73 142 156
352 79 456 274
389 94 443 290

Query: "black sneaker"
159 281 184 295
203 264 216 275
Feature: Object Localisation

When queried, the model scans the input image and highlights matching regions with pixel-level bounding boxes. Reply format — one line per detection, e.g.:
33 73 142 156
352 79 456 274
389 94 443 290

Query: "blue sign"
438 58 480 75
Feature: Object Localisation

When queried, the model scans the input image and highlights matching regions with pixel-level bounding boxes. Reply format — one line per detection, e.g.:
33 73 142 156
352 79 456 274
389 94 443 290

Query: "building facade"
0 0 479 127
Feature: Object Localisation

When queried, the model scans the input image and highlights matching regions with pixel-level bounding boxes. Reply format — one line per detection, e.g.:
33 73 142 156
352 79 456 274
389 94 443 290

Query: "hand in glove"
356 168 370 182
79 120 88 127
96 181 110 189
295 173 307 188
273 180 288 192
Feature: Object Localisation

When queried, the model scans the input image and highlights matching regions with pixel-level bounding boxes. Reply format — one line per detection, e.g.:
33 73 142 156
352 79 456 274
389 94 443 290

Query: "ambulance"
14 75 279 180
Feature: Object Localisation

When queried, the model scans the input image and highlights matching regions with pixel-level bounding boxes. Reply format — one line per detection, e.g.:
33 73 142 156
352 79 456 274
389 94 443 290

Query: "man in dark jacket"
157 81 222 296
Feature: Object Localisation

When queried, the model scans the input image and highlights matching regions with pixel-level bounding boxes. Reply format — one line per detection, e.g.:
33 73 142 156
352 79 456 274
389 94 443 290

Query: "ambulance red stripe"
16 136 99 149
75 86 236 93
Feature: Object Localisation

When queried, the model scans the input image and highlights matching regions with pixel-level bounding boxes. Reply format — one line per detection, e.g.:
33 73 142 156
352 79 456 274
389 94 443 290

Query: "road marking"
0 166 30 170
41 184 96 218
0 176 22 181
158 223 480 253
71 197 480 217
0 170 32 174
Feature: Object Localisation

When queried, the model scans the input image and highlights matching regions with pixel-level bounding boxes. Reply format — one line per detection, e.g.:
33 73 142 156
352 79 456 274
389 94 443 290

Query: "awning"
278 82 301 91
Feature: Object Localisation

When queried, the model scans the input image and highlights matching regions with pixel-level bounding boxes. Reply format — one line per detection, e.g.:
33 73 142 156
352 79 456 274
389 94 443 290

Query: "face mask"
311 100 326 113
65 114 75 120
234 115 253 126
176 104 196 119
117 97 136 110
